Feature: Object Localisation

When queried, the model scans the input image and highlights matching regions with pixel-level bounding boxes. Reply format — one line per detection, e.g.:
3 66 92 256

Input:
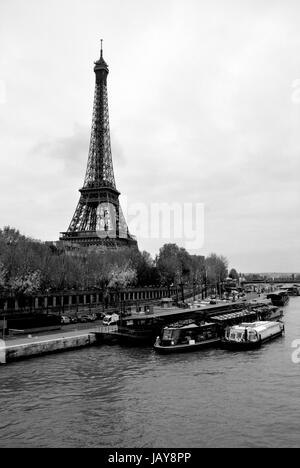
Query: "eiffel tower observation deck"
60 42 137 249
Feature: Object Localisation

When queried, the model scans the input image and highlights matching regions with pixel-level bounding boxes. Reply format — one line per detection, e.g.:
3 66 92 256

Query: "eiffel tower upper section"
60 42 137 249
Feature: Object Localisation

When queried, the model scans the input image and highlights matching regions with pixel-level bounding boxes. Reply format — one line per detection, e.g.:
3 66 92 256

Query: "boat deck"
123 301 254 321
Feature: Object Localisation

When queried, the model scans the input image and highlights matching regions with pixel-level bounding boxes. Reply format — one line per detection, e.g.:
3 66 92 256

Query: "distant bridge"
244 279 300 284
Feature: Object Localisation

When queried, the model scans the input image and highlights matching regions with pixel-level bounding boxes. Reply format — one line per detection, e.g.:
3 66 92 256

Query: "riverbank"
0 295 272 364
0 327 100 364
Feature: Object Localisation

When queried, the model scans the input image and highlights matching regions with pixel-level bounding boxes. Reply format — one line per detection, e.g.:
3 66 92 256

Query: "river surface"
0 298 300 448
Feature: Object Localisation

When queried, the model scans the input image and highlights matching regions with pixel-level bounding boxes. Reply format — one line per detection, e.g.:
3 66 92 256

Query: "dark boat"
153 322 220 353
283 285 300 296
221 321 284 350
251 305 283 321
266 291 289 307
209 305 283 330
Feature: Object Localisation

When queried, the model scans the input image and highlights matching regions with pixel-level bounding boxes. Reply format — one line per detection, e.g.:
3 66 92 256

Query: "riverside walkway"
0 325 116 364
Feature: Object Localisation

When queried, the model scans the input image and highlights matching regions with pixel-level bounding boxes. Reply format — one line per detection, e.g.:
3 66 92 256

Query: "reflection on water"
0 298 300 447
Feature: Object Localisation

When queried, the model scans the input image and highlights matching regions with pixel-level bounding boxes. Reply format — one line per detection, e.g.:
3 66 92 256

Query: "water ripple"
1 299 300 447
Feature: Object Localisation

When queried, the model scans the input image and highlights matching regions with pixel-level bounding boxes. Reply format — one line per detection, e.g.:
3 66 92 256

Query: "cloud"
31 123 89 179
0 0 299 271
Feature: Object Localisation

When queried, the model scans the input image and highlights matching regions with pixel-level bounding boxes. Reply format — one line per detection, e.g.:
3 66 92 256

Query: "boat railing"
95 324 118 334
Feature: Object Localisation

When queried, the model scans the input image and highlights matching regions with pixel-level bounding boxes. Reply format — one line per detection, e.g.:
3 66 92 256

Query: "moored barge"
109 300 283 344
154 321 220 353
221 321 284 350
267 291 289 307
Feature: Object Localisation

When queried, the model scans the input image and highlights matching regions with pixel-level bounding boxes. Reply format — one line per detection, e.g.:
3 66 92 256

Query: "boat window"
248 331 257 342
162 329 175 340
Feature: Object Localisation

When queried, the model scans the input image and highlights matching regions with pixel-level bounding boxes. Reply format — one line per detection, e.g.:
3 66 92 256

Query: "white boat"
221 321 284 350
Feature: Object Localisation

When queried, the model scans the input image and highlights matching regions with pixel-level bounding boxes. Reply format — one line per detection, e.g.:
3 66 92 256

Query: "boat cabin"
224 321 284 345
281 286 300 296
209 309 257 327
160 322 219 347
267 291 289 306
225 324 260 344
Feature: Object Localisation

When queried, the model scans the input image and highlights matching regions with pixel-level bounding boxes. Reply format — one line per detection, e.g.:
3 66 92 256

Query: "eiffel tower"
60 42 137 249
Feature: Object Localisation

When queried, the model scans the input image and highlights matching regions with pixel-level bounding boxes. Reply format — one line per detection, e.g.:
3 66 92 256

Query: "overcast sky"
0 0 300 272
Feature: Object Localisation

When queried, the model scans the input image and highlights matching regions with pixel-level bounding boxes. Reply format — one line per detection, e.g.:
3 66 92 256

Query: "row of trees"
0 227 231 297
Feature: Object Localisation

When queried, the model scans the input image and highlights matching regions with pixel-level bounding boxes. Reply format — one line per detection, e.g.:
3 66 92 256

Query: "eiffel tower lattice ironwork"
60 42 137 249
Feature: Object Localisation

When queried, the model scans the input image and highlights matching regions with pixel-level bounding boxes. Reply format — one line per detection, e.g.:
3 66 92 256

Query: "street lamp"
202 271 207 299
179 281 185 302
46 288 50 315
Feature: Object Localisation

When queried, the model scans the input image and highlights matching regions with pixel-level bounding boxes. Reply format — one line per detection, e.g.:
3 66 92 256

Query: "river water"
0 298 299 448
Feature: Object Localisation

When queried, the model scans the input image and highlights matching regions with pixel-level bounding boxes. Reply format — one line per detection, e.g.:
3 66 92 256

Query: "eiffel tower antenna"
60 43 137 250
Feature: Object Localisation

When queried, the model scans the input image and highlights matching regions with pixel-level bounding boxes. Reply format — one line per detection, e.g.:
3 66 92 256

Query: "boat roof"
270 287 287 295
165 322 215 330
210 310 255 321
179 323 199 329
230 321 280 332
125 302 246 321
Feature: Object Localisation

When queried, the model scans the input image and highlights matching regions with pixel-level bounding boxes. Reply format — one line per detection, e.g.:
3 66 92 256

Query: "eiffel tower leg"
68 198 85 232
116 203 120 239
